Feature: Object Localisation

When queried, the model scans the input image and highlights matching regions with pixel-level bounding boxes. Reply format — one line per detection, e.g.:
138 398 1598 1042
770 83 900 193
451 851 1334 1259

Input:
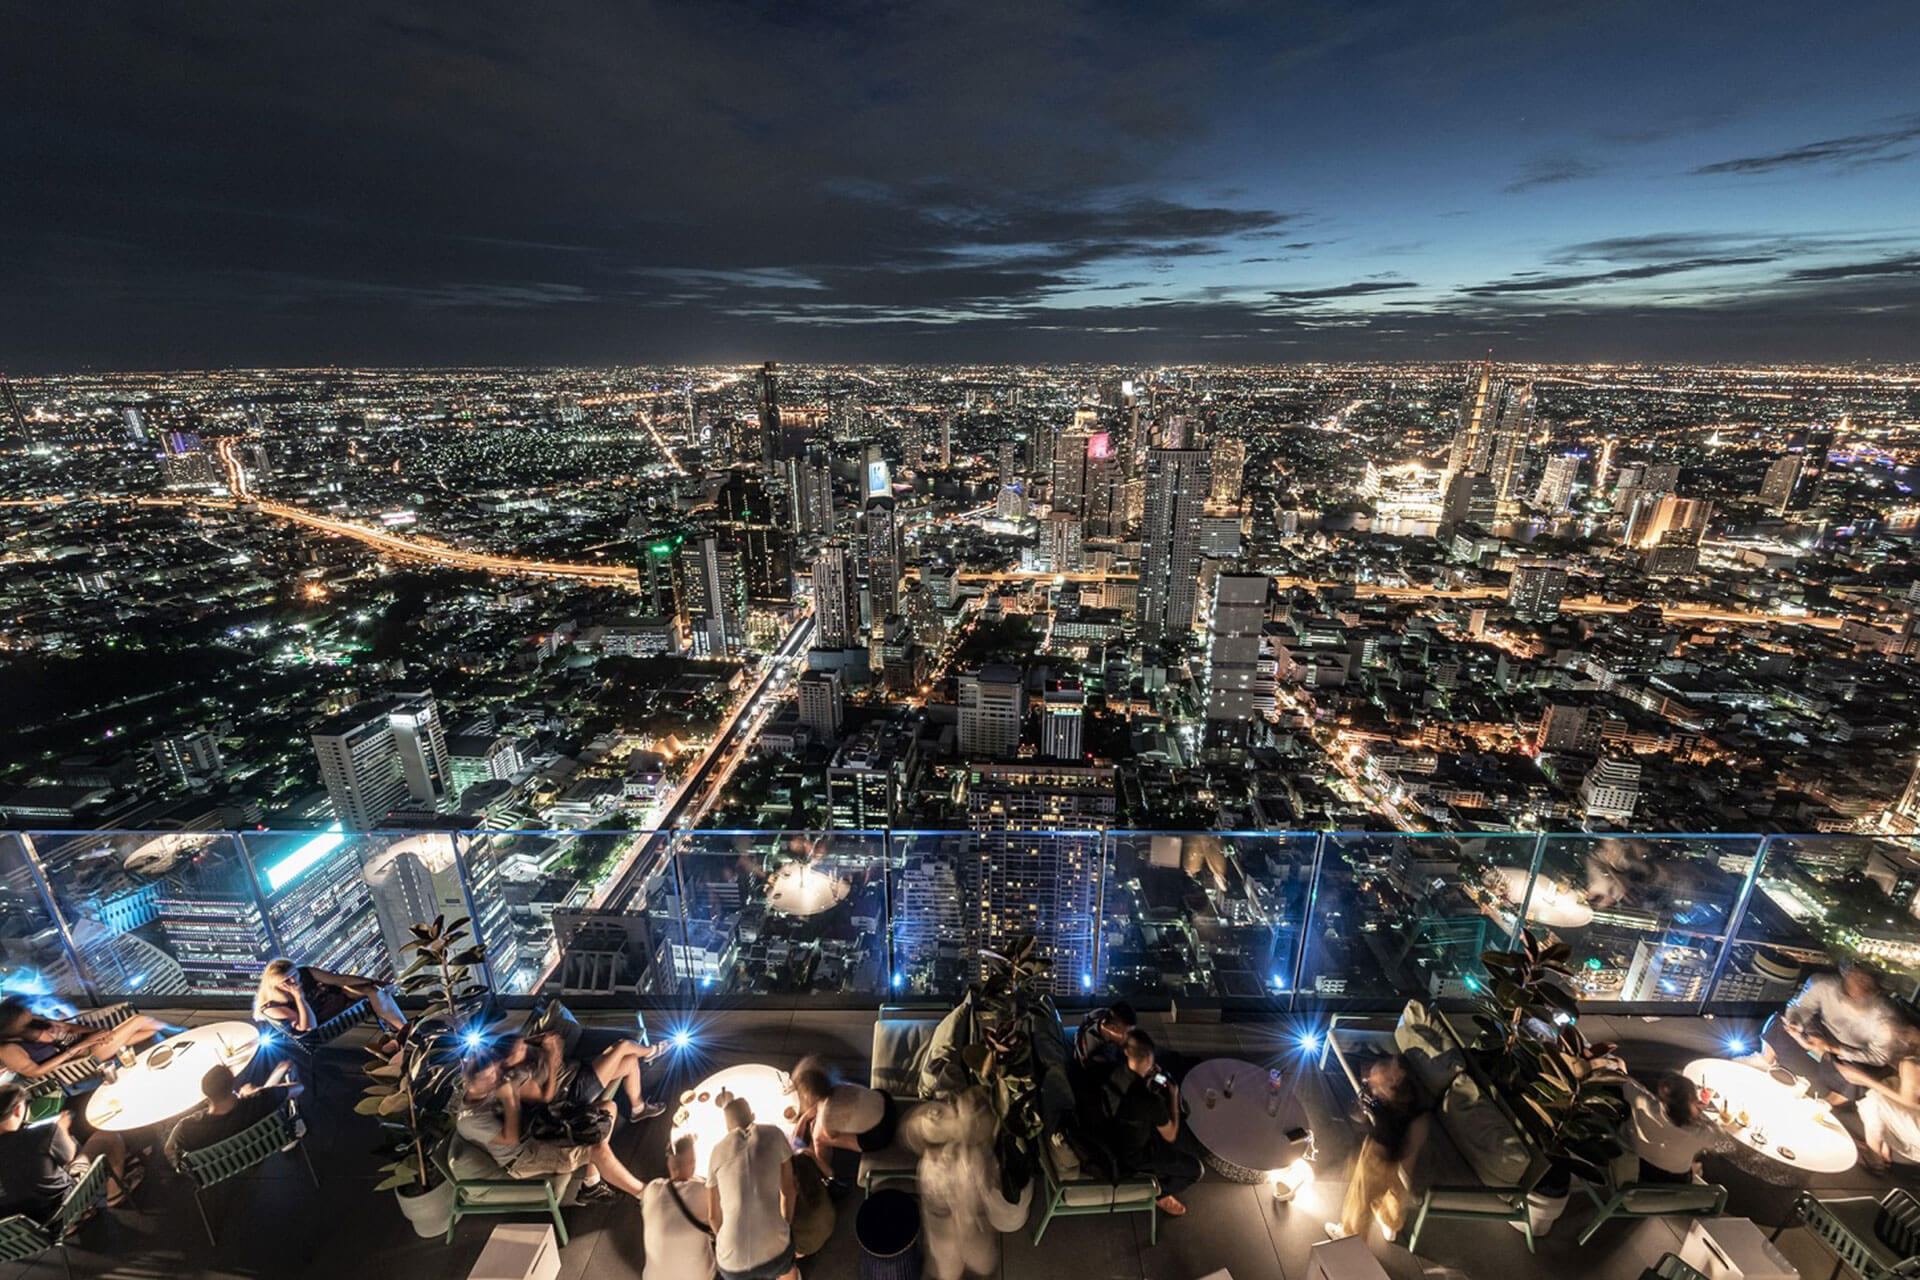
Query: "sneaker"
1325 1221 1352 1241
634 1101 667 1121
576 1181 619 1204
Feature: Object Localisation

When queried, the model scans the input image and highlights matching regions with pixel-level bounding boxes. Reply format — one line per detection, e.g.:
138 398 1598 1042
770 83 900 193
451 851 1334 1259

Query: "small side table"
1308 1235 1392 1280
469 1223 561 1280
1679 1217 1799 1280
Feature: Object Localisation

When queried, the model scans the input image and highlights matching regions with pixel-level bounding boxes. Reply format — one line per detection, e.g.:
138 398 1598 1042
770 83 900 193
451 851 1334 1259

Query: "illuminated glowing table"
1182 1057 1313 1186
1684 1057 1856 1173
765 861 849 918
85 1020 259 1132
672 1063 798 1177
1493 865 1594 929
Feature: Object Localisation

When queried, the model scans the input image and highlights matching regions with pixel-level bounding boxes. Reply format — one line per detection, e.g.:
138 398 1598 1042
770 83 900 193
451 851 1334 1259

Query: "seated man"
0 1083 138 1217
454 1043 645 1203
1075 1002 1137 1072
1763 963 1909 1103
1100 1029 1201 1218
167 1063 303 1162
641 1134 716 1280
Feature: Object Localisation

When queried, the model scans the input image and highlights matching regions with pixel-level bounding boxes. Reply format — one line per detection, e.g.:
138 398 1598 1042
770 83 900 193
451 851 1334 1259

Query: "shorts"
719 1242 795 1280
856 1091 900 1153
506 1141 593 1178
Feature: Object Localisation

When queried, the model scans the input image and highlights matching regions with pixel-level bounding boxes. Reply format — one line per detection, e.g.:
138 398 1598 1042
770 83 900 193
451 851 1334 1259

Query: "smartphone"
1153 1071 1170 1088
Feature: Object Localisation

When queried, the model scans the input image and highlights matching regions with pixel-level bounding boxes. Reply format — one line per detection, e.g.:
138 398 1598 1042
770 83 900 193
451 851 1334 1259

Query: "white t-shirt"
641 1177 715 1280
1626 1082 1708 1175
708 1123 792 1275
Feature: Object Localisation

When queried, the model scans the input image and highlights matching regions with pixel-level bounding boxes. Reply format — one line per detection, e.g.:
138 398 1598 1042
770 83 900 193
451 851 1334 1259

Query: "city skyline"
3 3 1918 369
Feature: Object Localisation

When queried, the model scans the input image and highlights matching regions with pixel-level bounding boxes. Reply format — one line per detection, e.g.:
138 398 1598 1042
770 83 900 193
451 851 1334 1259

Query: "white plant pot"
1523 1188 1570 1237
395 1179 456 1238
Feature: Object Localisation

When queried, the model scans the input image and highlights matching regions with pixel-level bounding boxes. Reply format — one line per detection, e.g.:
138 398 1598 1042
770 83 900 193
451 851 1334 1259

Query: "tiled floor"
10 1006 1915 1280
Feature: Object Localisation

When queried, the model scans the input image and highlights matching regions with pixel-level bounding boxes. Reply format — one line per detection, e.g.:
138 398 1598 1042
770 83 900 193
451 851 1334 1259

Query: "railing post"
1091 830 1109 995
232 832 288 960
1289 831 1328 1015
447 832 500 996
880 827 895 1000
1511 831 1548 949
1701 834 1769 1016
13 834 98 1007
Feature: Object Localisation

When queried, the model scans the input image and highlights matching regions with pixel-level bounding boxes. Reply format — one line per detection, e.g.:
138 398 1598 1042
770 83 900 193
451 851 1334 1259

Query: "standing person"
788 1055 897 1178
1328 1054 1429 1243
1842 1024 1920 1170
1076 1001 1137 1071
0 998 165 1082
1102 1030 1201 1218
1623 1073 1714 1183
452 1044 644 1201
0 1083 139 1214
253 958 408 1052
707 1096 798 1280
641 1134 716 1280
1762 964 1907 1103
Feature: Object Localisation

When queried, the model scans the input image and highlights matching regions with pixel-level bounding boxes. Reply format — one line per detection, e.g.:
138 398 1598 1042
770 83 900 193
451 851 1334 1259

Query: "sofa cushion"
918 1000 973 1098
1394 1001 1466 1102
1438 1072 1532 1188
462 1180 558 1206
1421 1187 1525 1214
1620 1185 1723 1213
448 1134 512 1182
1046 1132 1082 1182
871 1017 939 1095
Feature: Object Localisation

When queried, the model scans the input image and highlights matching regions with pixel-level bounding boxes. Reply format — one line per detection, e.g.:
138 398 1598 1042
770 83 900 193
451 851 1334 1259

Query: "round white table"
1683 1056 1857 1174
765 862 849 917
85 1020 260 1132
1181 1057 1313 1183
1493 865 1595 928
672 1063 798 1177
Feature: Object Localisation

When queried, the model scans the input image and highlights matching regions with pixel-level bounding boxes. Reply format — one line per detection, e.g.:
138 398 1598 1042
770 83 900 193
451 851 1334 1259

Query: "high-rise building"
1206 573 1270 721
311 693 452 831
1044 513 1084 572
1537 703 1597 753
1626 494 1712 550
756 362 780 464
862 501 902 624
1759 455 1804 515
965 830 1100 995
826 730 902 829
1040 689 1086 759
0 374 30 448
1580 757 1642 823
676 535 747 657
1137 448 1212 645
636 529 684 620
798 450 835 535
1082 432 1119 535
447 734 523 798
811 543 861 650
1507 563 1569 622
360 832 519 987
1209 438 1247 506
798 669 844 743
1051 428 1091 517
1622 941 1715 1003
155 731 223 785
957 664 1025 759
1449 366 1532 514
1533 453 1580 513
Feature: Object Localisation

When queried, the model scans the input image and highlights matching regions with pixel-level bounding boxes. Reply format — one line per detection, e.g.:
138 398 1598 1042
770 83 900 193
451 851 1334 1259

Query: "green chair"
1773 1190 1920 1280
1576 1154 1727 1244
435 1134 572 1247
1030 1134 1160 1246
0 1153 111 1280
177 1106 317 1244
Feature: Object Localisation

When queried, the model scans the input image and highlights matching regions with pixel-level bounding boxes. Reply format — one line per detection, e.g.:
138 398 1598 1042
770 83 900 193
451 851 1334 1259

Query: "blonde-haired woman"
254 958 407 1053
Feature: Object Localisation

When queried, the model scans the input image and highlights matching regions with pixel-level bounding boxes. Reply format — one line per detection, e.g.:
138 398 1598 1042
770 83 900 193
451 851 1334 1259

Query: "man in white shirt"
641 1134 715 1280
1764 965 1910 1103
707 1097 798 1280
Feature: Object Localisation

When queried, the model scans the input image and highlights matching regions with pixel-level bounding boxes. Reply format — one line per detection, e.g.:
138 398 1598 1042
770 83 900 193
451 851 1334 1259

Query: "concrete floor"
8 1007 1912 1280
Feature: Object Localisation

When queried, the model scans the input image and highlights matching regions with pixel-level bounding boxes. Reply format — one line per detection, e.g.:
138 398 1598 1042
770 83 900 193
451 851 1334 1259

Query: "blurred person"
1623 1073 1714 1183
1102 1029 1201 1218
1763 963 1907 1103
641 1133 715 1280
1075 1001 1137 1071
1328 1054 1428 1243
0 1082 139 1215
500 1028 665 1121
0 998 165 1082
903 1087 1011 1280
707 1096 798 1280
253 958 407 1053
1842 1024 1920 1170
453 1043 643 1202
788 1055 896 1179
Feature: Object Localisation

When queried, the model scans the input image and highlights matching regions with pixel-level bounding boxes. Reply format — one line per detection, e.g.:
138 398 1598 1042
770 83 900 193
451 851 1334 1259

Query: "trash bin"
856 1188 922 1280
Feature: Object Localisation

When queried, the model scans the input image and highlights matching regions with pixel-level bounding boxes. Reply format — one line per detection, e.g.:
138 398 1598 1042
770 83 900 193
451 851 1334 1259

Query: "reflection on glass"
0 834 79 999
242 829 390 987
1727 836 1920 1004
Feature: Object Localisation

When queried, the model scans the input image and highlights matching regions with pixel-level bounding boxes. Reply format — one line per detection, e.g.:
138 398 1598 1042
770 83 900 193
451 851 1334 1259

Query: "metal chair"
176 1106 317 1245
0 1154 111 1280
435 1134 572 1246
1772 1190 1920 1280
1576 1154 1727 1244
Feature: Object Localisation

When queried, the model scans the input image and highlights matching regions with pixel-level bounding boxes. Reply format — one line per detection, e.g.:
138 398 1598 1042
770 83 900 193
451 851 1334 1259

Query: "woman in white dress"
1839 1024 1920 1170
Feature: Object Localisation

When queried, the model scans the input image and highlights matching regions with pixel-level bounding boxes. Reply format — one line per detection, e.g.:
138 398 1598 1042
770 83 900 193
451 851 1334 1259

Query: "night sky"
5 1 1918 370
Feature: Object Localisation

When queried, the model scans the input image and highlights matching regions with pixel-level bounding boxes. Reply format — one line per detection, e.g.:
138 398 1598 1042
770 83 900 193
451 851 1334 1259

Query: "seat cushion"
871 1018 939 1095
448 1135 512 1182
1621 1185 1722 1213
1395 1001 1466 1101
918 1001 973 1098
1438 1073 1532 1187
857 1101 924 1190
460 1181 556 1206
1057 1178 1158 1207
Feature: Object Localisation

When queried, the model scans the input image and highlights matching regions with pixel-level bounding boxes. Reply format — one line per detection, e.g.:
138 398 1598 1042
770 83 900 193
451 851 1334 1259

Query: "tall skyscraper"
637 528 684 619
756 362 780 464
797 669 844 743
1533 453 1580 513
1626 494 1712 550
1044 513 1084 572
360 832 519 987
1449 366 1532 514
1209 437 1246 506
1040 689 1086 759
811 542 861 650
798 450 835 535
1051 429 1091 517
1507 562 1569 622
0 374 30 449
311 693 453 830
155 731 224 784
1580 757 1642 823
677 535 747 657
958 665 1025 759
1137 448 1212 645
862 452 902 624
1082 432 1118 535
1206 573 1270 721
1759 455 1804 515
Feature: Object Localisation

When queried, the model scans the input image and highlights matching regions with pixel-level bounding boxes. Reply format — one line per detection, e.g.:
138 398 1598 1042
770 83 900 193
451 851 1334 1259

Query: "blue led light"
462 1029 486 1052
671 1029 692 1050
1080 972 1093 990
1725 1036 1748 1055
1298 1030 1321 1053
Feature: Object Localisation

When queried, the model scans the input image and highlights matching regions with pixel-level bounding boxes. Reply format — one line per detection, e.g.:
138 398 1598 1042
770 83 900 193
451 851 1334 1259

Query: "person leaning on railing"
0 998 165 1083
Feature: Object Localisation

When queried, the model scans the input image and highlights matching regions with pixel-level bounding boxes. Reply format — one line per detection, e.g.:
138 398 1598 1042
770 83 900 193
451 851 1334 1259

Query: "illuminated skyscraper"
1209 437 1246 506
862 452 902 622
1051 428 1091 517
798 669 844 743
1044 513 1084 572
677 535 747 657
1206 573 1270 721
1533 453 1580 513
958 665 1025 759
1759 455 1804 515
811 542 860 650
965 831 1099 996
1138 448 1212 645
756 362 780 464
360 833 518 987
311 693 452 831
1040 689 1085 759
1507 562 1569 622
1449 366 1532 514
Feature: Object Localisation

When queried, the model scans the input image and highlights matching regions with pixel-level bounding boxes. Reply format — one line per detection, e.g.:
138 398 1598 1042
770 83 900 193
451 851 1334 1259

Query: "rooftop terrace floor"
13 1007 1915 1280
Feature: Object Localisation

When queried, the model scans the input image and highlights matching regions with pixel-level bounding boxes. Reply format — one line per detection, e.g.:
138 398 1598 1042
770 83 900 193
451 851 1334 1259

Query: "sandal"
105 1162 146 1207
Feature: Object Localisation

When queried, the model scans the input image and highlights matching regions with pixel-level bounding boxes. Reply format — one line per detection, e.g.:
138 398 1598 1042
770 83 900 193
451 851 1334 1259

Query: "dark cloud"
1504 154 1605 193
1268 280 1420 303
1783 253 1920 282
1693 114 1920 174
1461 256 1777 295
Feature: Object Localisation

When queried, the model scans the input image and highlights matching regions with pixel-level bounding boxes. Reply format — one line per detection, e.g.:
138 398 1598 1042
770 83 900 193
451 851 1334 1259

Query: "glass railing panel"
673 830 888 997
1724 834 1920 1007
240 828 394 988
1531 832 1760 1007
889 829 1101 1003
1100 830 1318 1003
27 830 270 999
0 834 87 1002
1301 832 1544 1006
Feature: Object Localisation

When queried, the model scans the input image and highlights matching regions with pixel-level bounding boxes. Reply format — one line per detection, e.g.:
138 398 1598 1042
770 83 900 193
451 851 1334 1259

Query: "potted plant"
1472 929 1627 1236
935 935 1055 1210
357 914 490 1237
